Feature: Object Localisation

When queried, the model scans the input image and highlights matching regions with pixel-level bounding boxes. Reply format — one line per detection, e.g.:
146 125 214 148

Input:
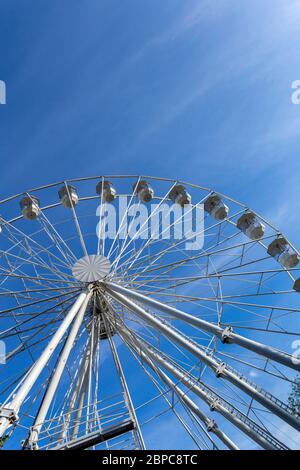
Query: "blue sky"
1 0 300 450
0 0 300 241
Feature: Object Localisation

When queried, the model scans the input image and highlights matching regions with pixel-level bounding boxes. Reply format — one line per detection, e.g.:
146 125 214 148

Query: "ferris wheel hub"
72 254 111 283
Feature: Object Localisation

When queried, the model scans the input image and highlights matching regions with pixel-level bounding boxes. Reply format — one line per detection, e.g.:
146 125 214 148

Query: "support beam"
54 419 135 450
117 326 287 450
104 287 300 432
71 374 88 440
24 293 91 449
0 288 91 438
105 282 299 372
60 325 99 444
103 313 145 450
68 327 97 441
127 338 239 450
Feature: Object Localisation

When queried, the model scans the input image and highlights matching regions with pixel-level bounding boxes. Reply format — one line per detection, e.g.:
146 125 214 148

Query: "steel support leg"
104 287 300 432
105 282 299 372
102 313 145 449
24 292 91 448
0 288 91 438
125 336 239 450
117 326 287 450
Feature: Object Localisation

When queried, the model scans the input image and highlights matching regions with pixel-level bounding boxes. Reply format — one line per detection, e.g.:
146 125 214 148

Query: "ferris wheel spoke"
0 292 80 341
96 176 106 257
115 205 262 282
0 247 75 288
0 271 79 286
103 285 300 432
111 182 178 273
133 250 269 286
102 314 145 450
0 236 70 287
0 365 34 403
0 288 81 317
115 197 207 276
128 346 226 450
222 323 300 336
24 292 91 449
0 249 63 280
215 350 294 384
104 282 300 373
0 285 80 299
139 359 238 450
0 316 63 342
1 176 299 450
117 222 239 280
3 295 82 363
0 216 75 273
112 318 287 450
126 267 300 284
115 207 244 280
106 308 218 448
123 232 273 284
37 215 77 266
0 288 91 438
107 177 142 260
54 332 93 435
5 319 64 363
61 182 88 257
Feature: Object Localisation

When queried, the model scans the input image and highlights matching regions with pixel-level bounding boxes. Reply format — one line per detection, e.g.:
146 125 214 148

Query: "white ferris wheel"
0 175 299 450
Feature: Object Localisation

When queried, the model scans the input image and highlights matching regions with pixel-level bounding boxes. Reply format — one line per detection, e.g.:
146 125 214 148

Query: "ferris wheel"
0 175 299 451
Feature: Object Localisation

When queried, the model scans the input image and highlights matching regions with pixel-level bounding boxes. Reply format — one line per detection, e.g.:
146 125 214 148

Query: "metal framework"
0 175 299 450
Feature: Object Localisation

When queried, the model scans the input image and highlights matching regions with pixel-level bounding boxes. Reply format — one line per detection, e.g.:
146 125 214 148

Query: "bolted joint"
0 407 18 424
215 362 227 378
209 399 219 412
206 419 217 432
22 438 39 451
221 326 233 344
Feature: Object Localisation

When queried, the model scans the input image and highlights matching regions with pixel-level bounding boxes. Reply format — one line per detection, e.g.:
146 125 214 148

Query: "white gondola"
169 185 191 207
267 236 299 268
96 180 116 203
133 180 154 203
237 211 265 240
58 185 79 209
293 277 300 292
20 195 41 220
204 193 229 221
2 176 300 452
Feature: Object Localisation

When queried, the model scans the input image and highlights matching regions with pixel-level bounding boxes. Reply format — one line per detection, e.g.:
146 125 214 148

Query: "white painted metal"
72 255 111 283
118 326 286 450
104 287 300 431
1 175 300 450
103 314 146 450
129 341 239 450
0 289 90 438
25 292 91 448
105 282 299 372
